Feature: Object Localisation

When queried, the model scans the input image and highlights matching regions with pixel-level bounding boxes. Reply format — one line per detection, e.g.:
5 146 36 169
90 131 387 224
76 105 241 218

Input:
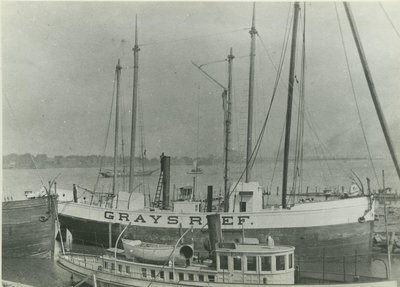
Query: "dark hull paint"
2 196 56 258
59 214 373 263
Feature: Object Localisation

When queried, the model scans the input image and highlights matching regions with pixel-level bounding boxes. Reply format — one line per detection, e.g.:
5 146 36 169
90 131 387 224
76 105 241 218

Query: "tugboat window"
208 275 215 282
179 273 184 281
276 255 285 271
151 270 156 278
233 256 242 270
104 262 108 269
160 271 164 279
142 268 147 278
247 256 257 271
126 266 130 274
111 263 115 271
118 264 122 272
261 256 271 271
289 253 293 269
219 255 228 270
188 274 194 281
169 272 174 280
199 274 204 281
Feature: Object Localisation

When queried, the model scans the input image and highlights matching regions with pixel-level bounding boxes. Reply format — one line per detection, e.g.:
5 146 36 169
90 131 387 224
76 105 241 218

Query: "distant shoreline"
2 153 389 170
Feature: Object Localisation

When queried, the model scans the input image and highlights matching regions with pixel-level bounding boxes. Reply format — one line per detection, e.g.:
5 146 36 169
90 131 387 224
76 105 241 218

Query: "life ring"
358 216 365 223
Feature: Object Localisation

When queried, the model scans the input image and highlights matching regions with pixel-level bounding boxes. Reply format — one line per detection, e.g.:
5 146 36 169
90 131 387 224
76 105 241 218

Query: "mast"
344 3 400 181
113 59 122 197
139 100 145 173
245 3 257 182
282 2 300 209
224 48 234 212
129 16 140 193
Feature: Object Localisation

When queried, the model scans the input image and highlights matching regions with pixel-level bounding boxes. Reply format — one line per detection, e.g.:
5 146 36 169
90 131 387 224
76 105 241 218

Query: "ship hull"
2 196 56 258
58 197 374 263
58 213 372 257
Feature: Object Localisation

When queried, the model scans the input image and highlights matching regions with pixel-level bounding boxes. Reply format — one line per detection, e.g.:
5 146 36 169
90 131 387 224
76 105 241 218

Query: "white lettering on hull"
104 211 251 228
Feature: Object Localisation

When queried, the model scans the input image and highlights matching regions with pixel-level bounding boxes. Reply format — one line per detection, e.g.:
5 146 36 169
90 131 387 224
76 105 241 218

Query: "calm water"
2 160 400 286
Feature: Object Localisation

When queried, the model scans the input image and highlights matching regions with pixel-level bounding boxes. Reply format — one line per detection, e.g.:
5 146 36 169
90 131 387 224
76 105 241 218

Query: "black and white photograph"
2 1 400 286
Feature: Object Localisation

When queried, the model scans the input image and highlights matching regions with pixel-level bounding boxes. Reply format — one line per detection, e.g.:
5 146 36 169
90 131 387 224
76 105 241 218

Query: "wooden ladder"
153 170 163 207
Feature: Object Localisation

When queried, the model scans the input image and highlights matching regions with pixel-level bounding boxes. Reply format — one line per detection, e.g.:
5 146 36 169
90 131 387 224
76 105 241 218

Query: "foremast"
245 3 257 183
129 16 140 193
282 2 301 209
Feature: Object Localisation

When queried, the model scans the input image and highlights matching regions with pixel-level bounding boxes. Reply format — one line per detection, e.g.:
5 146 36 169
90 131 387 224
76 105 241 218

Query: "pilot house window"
233 256 242 271
261 256 271 271
247 256 257 271
276 255 285 271
219 255 228 270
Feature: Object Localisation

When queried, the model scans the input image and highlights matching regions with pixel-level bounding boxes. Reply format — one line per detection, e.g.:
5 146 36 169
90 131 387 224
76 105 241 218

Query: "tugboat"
58 214 296 286
57 214 396 287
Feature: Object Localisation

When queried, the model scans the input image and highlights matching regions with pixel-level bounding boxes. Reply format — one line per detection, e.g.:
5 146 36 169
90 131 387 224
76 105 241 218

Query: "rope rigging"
229 5 293 197
334 3 380 187
378 2 400 41
94 69 118 192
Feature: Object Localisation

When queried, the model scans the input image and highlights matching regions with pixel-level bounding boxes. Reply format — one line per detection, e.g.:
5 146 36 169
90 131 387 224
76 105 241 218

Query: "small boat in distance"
186 160 203 175
99 168 158 178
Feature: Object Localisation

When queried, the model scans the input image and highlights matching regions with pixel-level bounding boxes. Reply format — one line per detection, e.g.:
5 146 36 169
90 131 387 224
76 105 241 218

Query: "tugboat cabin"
59 241 294 286
214 242 295 284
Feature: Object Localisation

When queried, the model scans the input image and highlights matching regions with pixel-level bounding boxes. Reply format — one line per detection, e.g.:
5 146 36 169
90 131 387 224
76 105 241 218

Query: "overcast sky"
2 1 400 161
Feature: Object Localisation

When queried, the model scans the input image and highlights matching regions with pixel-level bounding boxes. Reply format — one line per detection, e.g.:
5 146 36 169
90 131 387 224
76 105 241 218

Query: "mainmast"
344 3 400 182
282 2 300 209
245 3 257 182
224 48 234 212
129 16 140 193
113 59 122 197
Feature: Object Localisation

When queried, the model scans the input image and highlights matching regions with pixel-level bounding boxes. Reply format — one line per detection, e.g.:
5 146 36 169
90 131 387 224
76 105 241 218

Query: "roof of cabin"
216 243 294 254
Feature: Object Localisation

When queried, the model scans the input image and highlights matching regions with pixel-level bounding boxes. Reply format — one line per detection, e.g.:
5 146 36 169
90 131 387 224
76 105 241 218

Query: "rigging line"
308 123 330 187
247 7 293 172
140 27 249 47
304 111 334 179
379 2 400 41
94 70 118 192
256 3 293 72
4 94 45 186
269 120 286 192
334 3 380 186
230 7 293 197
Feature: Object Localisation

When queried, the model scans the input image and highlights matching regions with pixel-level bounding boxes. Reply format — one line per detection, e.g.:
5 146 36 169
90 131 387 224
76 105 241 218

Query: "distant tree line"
2 153 231 169
2 151 375 170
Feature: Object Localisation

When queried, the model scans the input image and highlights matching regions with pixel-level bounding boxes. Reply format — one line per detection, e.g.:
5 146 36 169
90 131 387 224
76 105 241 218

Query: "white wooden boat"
122 239 193 264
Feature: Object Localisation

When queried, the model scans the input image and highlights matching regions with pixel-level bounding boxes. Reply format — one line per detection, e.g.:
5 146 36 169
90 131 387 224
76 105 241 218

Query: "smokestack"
206 213 223 261
207 186 213 212
161 153 170 209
